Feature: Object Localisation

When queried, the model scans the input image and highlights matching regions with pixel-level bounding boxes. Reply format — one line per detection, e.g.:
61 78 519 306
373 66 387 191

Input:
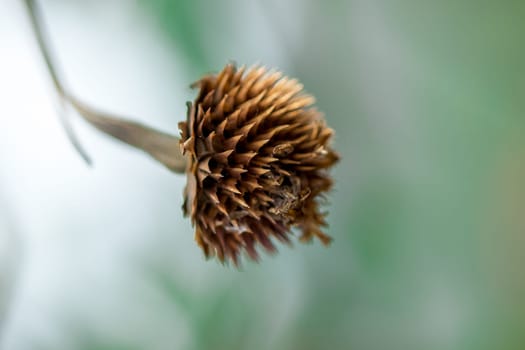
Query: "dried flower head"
179 64 339 265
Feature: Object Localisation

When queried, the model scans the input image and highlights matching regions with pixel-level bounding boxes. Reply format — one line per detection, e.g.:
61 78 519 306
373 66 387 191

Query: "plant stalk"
23 0 186 173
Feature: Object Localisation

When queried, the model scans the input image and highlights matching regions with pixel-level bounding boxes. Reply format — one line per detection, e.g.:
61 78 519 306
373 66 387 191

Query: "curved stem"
69 96 186 173
23 0 186 173
24 0 92 164
24 0 64 95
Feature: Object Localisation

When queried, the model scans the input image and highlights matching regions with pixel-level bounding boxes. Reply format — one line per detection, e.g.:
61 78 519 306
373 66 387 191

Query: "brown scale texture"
179 64 339 265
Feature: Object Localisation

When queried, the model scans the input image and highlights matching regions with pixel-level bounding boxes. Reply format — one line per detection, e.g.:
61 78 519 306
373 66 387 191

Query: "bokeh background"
1 0 524 349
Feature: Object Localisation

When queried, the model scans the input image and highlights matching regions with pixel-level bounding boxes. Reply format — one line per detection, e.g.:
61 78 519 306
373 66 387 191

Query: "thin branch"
23 0 187 173
24 0 92 164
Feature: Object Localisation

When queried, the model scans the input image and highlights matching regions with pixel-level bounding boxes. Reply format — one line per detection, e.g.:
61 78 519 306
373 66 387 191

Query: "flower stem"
23 0 187 173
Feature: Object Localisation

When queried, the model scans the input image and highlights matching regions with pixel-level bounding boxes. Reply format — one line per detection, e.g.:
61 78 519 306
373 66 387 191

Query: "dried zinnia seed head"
179 64 339 265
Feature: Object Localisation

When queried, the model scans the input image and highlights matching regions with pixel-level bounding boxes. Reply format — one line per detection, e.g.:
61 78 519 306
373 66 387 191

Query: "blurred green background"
0 0 524 349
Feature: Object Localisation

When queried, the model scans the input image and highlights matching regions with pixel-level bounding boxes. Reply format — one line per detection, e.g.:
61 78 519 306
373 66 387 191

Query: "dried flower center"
180 64 339 264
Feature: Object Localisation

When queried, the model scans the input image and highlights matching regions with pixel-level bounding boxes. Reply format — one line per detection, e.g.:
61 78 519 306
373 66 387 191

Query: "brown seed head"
179 64 339 265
